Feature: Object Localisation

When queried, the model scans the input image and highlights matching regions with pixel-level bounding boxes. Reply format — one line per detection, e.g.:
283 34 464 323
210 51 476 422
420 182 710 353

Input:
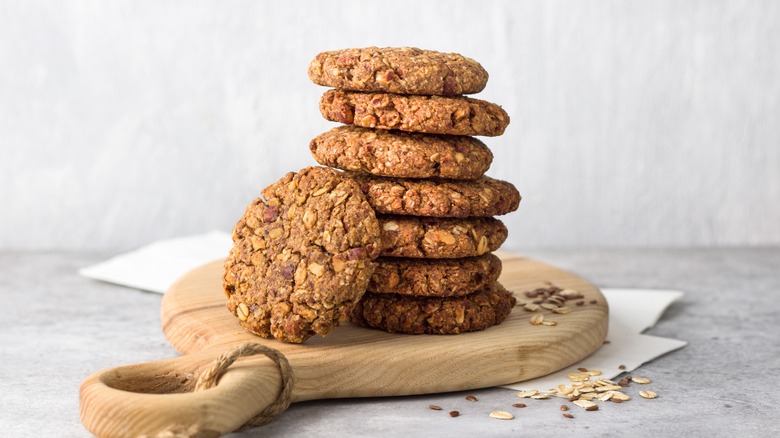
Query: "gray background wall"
2 0 778 252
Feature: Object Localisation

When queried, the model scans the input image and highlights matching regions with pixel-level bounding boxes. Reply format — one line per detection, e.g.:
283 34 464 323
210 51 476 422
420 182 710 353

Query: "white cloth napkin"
79 232 686 387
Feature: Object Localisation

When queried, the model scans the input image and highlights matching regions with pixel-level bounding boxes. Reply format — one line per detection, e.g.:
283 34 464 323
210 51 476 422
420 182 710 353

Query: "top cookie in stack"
308 47 520 335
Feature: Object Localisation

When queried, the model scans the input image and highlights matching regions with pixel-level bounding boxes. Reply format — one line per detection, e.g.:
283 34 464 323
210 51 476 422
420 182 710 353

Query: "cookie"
320 90 509 137
310 126 493 180
378 216 507 258
348 173 520 218
350 283 516 335
308 47 489 96
369 254 502 297
223 166 380 343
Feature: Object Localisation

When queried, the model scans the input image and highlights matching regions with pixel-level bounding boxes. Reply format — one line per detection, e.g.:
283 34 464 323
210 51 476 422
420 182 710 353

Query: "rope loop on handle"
195 343 295 429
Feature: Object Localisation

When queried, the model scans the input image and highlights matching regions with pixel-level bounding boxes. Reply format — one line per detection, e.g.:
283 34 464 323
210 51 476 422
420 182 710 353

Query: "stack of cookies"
308 47 520 335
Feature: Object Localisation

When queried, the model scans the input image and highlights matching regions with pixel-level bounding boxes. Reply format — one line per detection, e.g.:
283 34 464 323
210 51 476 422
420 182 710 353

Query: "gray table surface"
2 248 779 437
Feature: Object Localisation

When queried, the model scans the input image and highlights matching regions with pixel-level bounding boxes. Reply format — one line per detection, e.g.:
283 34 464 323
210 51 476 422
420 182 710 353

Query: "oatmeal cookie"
310 126 492 180
378 215 507 258
350 283 516 335
223 166 380 343
347 173 520 218
369 254 502 297
320 90 509 137
308 47 489 96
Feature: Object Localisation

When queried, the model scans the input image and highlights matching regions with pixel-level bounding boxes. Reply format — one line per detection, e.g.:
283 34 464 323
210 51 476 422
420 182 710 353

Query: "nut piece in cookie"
310 126 493 180
320 90 510 137
223 166 380 343
308 47 489 96
351 282 516 335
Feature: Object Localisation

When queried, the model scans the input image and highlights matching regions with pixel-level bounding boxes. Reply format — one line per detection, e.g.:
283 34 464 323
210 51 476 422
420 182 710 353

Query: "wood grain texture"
80 253 607 437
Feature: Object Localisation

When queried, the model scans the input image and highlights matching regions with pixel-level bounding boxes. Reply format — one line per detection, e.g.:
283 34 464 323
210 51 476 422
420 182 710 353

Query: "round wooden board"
161 252 608 402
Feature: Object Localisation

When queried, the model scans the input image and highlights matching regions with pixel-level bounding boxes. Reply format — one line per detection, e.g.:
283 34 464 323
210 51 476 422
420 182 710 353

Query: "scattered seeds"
465 394 478 402
586 405 599 411
560 405 569 411
577 367 588 372
632 377 651 384
428 405 442 410
639 390 658 399
449 411 460 417
512 403 527 408
618 364 626 370
589 299 598 304
563 413 574 419
490 411 514 420
530 313 544 325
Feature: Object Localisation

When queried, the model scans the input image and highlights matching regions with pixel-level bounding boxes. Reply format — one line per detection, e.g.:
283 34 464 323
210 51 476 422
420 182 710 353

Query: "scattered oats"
524 303 540 312
531 394 550 400
579 392 598 401
632 377 651 384
530 313 544 325
611 392 631 401
490 411 514 420
552 306 572 314
596 385 622 392
465 394 478 402
578 387 595 393
517 390 538 398
587 369 602 376
542 320 558 326
639 390 658 399
598 391 615 402
429 405 442 410
541 303 559 310
563 413 574 419
567 372 591 382
573 400 597 409
556 385 574 396
560 289 580 299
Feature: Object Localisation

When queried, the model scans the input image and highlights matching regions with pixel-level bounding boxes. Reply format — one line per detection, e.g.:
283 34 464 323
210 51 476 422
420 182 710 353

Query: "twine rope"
194 343 295 430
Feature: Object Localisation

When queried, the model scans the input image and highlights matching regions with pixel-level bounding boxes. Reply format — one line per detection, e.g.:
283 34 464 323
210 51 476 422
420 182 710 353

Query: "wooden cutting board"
80 252 607 437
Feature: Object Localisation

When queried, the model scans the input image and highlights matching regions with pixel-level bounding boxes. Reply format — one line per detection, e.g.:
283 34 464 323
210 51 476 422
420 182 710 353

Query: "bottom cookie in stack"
350 281 516 335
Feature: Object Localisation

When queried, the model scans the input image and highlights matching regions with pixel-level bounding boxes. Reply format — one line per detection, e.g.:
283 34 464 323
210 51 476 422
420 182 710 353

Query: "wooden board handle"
79 345 288 437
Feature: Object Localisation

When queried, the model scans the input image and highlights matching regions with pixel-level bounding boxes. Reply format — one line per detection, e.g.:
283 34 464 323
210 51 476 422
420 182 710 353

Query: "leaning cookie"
223 166 380 344
350 283 516 335
310 126 493 180
378 215 507 258
347 173 520 218
320 90 509 137
369 254 502 297
308 47 488 96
